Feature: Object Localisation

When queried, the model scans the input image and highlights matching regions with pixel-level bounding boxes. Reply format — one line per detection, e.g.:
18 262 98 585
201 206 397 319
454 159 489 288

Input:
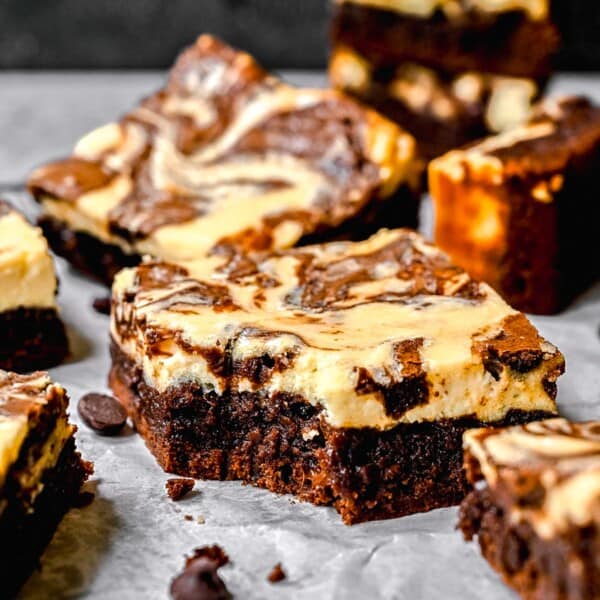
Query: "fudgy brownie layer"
110 340 554 524
39 215 141 286
39 184 420 286
0 307 69 372
331 3 559 80
0 437 93 597
459 487 599 600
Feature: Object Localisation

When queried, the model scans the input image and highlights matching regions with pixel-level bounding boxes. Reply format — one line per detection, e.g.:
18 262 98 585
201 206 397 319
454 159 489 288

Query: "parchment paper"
1 72 599 600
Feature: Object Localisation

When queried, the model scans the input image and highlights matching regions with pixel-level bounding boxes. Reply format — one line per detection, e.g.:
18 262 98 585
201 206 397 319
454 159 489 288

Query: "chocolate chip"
267 562 286 583
170 546 231 600
166 478 195 501
92 296 112 315
78 393 127 435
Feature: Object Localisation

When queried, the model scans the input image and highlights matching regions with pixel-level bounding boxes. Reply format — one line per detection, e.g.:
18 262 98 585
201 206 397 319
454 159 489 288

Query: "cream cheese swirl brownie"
110 228 563 524
28 35 421 285
460 419 600 600
430 96 600 314
0 200 68 371
0 371 92 596
329 0 559 159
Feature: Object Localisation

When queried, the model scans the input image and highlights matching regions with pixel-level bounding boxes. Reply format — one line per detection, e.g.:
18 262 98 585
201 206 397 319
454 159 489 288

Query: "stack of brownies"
0 10 596 599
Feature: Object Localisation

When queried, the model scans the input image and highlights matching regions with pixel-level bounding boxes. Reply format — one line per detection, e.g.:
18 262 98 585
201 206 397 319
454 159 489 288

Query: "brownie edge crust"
110 339 554 524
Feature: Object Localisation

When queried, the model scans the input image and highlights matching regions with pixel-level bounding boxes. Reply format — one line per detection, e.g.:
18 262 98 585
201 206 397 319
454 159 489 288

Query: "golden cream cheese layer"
0 210 58 312
336 0 548 20
112 229 559 430
465 419 600 538
0 372 66 488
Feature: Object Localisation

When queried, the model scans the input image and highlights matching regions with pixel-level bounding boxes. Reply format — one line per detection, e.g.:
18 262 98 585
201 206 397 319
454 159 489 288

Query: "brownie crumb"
170 545 231 600
267 563 286 583
73 490 96 508
78 392 127 435
184 514 194 521
166 478 195 501
92 296 112 315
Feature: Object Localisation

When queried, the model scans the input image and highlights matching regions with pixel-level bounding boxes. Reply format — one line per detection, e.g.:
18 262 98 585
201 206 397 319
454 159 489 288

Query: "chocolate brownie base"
38 215 141 286
331 4 559 80
38 183 420 286
1 438 92 597
110 340 554 524
459 487 599 600
0 306 69 372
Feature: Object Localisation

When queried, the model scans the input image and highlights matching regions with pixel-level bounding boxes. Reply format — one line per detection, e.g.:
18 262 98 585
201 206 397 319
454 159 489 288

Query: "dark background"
0 0 598 70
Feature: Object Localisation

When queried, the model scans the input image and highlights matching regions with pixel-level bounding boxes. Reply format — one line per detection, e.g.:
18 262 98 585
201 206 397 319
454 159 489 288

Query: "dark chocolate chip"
78 393 127 435
92 296 112 315
170 546 231 600
166 478 195 501
267 563 286 583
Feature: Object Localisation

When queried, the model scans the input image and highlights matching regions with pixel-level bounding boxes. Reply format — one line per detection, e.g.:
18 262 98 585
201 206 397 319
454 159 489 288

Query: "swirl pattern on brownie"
464 418 600 537
28 35 416 263
111 229 563 429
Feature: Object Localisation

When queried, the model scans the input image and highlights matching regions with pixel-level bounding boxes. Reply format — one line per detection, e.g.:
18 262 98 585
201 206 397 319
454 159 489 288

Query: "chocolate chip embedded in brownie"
430 96 600 314
28 35 421 285
109 228 563 524
459 419 600 600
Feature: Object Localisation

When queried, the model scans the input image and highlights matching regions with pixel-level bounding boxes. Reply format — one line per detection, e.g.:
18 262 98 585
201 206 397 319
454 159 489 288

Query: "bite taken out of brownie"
109 228 563 524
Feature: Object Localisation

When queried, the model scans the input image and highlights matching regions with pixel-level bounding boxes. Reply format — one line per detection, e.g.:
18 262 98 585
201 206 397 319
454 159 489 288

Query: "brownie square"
430 96 600 314
28 35 422 286
459 419 600 600
0 200 68 371
109 229 563 523
329 0 559 159
0 370 92 596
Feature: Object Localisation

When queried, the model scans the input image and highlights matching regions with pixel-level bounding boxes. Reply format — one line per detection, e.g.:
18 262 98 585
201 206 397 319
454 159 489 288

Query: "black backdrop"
0 0 598 70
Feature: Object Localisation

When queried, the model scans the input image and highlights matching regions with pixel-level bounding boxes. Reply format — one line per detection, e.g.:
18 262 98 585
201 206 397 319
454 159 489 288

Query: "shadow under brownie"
109 229 563 524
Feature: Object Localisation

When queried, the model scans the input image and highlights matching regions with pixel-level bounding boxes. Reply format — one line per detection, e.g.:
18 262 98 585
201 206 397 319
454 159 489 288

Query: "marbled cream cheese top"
464 419 600 538
0 371 71 489
336 0 549 20
111 229 563 430
0 202 58 312
29 35 418 264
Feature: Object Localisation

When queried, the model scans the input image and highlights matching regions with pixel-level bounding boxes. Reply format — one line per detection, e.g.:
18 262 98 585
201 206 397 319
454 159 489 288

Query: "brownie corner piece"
459 419 600 600
27 34 421 285
0 370 92 596
430 96 600 314
109 228 562 524
0 201 68 371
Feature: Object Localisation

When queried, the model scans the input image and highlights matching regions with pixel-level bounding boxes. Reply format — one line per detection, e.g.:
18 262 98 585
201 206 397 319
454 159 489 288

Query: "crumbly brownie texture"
430 96 600 314
28 35 421 283
331 0 559 80
0 371 92 596
459 419 600 600
329 46 540 160
110 229 563 523
0 200 68 370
